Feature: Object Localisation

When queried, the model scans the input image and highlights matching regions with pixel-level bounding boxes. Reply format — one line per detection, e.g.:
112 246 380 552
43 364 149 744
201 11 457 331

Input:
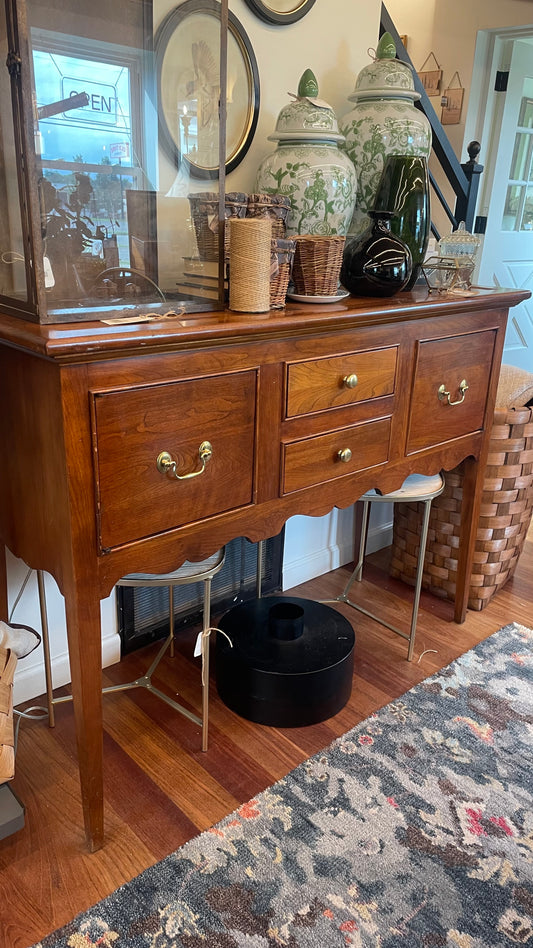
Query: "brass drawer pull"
157 441 213 480
438 378 469 406
337 447 352 463
343 373 358 389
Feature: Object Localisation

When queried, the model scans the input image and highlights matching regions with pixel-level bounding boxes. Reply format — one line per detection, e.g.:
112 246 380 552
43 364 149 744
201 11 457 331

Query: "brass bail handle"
438 379 469 406
156 441 213 480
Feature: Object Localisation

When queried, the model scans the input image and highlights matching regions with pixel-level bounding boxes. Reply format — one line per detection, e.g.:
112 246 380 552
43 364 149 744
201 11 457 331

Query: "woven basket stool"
390 406 533 610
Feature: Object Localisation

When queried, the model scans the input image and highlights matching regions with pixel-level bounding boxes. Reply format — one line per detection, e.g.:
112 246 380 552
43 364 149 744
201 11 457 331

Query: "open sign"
62 76 118 124
110 142 131 160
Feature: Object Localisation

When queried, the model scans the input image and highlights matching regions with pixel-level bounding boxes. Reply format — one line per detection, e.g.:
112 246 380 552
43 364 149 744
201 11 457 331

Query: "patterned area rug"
34 622 533 948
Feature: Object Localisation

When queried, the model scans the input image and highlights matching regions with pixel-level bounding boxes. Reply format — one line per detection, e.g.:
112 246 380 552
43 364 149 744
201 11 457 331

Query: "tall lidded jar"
340 33 431 237
255 70 357 237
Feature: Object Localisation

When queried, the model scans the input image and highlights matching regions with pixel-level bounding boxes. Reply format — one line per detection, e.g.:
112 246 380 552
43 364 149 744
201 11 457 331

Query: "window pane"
523 185 533 231
509 132 533 181
33 49 133 165
518 96 533 130
502 184 522 230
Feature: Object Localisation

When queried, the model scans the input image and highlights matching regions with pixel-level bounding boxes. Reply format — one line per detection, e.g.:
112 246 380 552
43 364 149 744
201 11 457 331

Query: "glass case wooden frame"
0 0 230 324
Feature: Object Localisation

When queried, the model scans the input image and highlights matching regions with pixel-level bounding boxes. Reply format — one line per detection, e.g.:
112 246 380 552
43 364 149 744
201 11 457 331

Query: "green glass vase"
373 155 430 289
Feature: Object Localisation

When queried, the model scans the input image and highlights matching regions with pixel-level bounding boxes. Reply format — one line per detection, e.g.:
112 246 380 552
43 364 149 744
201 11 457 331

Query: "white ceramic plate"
287 289 350 304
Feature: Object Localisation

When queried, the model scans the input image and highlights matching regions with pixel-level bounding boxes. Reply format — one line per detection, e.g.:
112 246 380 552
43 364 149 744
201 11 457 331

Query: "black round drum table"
215 595 355 727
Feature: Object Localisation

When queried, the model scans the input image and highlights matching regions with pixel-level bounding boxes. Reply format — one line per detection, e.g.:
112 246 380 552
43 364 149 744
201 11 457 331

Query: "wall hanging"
417 52 442 96
243 0 316 25
441 73 464 126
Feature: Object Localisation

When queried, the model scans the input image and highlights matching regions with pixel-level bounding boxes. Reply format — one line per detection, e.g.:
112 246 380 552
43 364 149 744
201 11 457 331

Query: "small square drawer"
92 371 256 549
282 417 391 494
407 330 497 454
286 347 398 418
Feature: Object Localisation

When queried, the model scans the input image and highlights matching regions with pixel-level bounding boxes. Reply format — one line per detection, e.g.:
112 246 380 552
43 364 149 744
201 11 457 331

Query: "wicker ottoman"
390 404 533 610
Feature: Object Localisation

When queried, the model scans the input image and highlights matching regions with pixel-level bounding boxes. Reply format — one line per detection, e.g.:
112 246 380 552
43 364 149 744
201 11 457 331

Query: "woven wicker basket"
292 235 345 296
390 405 533 610
246 193 291 239
270 237 295 309
188 191 247 261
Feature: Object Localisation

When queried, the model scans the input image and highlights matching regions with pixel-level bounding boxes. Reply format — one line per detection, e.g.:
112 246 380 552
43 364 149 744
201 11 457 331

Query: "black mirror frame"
243 0 317 26
156 0 260 179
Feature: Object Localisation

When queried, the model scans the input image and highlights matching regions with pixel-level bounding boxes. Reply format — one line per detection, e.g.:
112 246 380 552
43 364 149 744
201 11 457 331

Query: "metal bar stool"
324 473 444 661
38 549 226 751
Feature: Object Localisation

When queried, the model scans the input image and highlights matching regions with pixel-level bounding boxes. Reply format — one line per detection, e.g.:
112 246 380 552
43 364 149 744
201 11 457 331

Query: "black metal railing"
380 5 483 240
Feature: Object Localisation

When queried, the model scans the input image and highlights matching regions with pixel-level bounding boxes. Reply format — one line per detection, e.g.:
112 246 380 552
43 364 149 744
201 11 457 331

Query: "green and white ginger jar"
340 33 431 237
255 69 357 237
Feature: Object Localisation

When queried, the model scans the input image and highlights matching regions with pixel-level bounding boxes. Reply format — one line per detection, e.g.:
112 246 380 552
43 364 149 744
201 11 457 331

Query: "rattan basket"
188 191 247 261
291 235 345 296
390 405 533 610
246 193 291 239
270 237 296 309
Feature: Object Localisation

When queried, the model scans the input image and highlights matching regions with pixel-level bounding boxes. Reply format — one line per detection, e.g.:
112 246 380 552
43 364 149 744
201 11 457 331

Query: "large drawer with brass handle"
92 371 256 550
286 347 398 418
406 329 497 454
282 416 392 494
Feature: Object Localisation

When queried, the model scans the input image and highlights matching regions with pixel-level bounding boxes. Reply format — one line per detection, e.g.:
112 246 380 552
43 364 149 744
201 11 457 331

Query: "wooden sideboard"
0 285 528 851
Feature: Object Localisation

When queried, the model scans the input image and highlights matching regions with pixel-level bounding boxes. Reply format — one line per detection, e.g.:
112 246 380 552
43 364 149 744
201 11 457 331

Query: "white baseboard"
283 522 392 591
13 632 121 708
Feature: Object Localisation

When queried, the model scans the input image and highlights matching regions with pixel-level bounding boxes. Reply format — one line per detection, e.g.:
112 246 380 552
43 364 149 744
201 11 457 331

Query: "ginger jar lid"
348 32 421 103
268 69 345 144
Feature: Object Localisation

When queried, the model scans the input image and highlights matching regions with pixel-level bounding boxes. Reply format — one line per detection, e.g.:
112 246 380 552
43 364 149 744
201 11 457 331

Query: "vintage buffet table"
0 285 528 851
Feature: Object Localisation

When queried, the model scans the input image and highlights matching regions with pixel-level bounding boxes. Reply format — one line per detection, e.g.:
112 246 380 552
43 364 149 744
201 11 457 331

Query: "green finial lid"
298 69 319 98
376 32 396 60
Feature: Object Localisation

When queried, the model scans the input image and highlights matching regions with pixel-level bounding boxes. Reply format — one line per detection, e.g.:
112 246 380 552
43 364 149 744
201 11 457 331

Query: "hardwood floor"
1 527 532 948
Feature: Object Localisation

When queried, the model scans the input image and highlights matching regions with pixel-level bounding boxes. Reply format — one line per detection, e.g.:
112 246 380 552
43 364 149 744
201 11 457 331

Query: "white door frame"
464 26 533 370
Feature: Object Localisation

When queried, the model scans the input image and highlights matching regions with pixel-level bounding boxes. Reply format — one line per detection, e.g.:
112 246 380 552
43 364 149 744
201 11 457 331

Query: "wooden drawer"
282 417 391 494
407 329 497 454
286 347 397 418
92 371 256 549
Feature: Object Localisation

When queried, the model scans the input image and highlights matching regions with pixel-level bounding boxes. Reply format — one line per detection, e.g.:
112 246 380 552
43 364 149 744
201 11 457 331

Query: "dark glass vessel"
341 210 412 297
374 155 430 289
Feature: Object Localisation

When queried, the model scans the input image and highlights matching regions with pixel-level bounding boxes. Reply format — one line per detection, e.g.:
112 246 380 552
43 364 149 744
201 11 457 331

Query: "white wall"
9 0 384 704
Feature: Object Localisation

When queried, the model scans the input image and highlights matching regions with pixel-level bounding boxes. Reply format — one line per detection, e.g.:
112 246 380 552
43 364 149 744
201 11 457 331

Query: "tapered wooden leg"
64 585 104 851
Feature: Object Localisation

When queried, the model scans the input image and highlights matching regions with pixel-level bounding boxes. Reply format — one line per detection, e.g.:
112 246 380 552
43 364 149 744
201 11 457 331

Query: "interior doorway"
466 27 533 371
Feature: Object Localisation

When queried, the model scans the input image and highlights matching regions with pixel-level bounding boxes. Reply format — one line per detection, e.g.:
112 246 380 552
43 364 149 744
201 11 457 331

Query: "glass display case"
0 0 237 323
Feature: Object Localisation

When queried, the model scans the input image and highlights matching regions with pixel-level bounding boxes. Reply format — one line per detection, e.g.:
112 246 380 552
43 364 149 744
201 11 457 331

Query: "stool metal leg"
169 586 175 659
200 576 212 752
407 496 432 662
322 495 436 661
343 500 370 595
40 579 205 740
37 570 55 727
